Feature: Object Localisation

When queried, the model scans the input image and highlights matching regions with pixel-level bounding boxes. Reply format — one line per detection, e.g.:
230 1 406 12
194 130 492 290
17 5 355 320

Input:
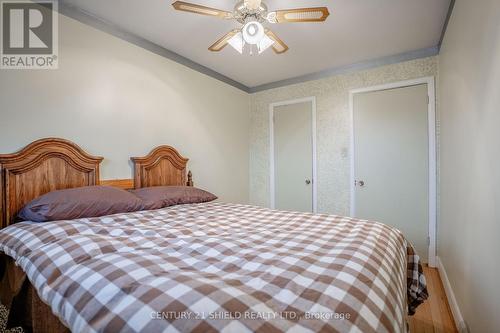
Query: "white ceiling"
62 0 451 88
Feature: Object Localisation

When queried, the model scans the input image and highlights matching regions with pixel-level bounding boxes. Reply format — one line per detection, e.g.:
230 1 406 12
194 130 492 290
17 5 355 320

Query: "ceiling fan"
172 0 330 55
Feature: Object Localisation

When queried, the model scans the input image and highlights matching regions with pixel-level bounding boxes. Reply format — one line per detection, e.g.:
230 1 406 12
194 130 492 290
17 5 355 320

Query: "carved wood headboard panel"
131 146 193 189
0 138 103 228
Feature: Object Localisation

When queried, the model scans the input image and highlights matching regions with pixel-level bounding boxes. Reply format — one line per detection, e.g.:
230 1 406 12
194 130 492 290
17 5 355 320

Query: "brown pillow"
130 186 217 210
18 186 144 222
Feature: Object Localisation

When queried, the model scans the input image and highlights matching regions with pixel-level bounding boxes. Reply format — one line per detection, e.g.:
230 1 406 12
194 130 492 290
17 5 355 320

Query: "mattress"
0 202 427 333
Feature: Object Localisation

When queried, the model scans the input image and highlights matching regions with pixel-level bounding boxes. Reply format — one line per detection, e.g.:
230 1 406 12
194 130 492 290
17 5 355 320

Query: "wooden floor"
409 265 457 333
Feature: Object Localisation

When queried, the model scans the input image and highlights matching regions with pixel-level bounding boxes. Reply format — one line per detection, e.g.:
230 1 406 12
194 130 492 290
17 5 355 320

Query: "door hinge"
427 95 430 105
427 236 431 246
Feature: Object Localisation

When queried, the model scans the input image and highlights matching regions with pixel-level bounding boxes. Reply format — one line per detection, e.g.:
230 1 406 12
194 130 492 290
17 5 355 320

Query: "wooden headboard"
131 146 193 188
0 138 103 228
0 139 193 228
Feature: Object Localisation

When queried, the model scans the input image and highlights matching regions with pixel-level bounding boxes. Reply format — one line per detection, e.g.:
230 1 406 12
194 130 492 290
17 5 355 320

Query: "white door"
353 84 429 260
273 101 314 212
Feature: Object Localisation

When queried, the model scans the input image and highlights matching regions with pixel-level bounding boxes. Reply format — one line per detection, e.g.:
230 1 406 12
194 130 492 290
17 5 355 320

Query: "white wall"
250 57 438 215
438 0 500 332
0 14 250 204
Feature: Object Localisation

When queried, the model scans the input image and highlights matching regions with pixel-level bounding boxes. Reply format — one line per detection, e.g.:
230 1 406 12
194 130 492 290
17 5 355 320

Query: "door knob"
355 180 365 187
305 179 311 185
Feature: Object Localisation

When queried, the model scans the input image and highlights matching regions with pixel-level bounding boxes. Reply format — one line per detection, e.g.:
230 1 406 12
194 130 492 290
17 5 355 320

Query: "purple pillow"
18 186 144 222
129 186 217 210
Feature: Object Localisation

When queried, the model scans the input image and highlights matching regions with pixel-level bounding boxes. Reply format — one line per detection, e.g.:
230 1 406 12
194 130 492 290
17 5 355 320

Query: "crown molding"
438 0 456 50
57 1 445 94
58 1 250 92
249 46 439 93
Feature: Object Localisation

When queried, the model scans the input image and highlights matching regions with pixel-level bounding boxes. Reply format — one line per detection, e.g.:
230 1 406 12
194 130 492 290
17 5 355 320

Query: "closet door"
273 101 314 212
353 84 429 260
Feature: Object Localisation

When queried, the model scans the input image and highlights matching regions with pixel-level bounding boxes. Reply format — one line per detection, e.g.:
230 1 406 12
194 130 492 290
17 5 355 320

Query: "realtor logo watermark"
1 0 58 69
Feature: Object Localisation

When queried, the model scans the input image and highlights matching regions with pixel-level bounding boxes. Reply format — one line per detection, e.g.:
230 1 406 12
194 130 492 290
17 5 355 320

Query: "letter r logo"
2 1 53 54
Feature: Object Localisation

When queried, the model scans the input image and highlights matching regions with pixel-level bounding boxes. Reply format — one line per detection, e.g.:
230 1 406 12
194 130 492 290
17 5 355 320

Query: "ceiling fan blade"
172 1 233 19
267 7 330 23
265 29 289 54
208 29 240 52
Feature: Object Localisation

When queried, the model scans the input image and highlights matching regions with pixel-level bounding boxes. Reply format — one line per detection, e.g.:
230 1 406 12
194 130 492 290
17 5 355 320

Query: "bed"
0 138 427 333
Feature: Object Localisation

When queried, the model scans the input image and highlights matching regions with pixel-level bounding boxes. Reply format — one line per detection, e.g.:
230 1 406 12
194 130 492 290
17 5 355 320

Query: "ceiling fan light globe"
242 21 265 45
228 32 244 54
258 34 275 54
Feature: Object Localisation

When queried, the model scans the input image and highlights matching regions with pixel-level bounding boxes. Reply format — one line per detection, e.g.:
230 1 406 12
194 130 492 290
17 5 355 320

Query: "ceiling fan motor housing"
234 0 268 24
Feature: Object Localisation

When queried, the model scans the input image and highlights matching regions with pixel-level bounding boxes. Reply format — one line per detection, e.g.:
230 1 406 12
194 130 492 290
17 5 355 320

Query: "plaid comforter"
0 203 427 333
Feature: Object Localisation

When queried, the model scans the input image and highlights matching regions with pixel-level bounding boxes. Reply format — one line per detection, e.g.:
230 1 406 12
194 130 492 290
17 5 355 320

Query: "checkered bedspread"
0 203 427 333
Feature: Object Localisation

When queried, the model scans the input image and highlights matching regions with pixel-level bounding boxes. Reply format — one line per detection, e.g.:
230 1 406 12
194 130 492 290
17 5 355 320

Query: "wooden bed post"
0 165 5 229
187 171 194 187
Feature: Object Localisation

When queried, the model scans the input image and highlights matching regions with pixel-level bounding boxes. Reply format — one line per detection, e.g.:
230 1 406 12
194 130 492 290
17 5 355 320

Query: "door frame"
349 77 437 267
269 96 318 213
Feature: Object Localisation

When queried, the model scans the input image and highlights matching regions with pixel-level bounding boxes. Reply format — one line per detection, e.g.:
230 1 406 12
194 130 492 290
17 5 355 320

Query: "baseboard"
436 256 468 333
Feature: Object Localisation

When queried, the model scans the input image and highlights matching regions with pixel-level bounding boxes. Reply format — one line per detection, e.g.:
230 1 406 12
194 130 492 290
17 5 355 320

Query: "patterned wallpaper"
249 56 438 215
